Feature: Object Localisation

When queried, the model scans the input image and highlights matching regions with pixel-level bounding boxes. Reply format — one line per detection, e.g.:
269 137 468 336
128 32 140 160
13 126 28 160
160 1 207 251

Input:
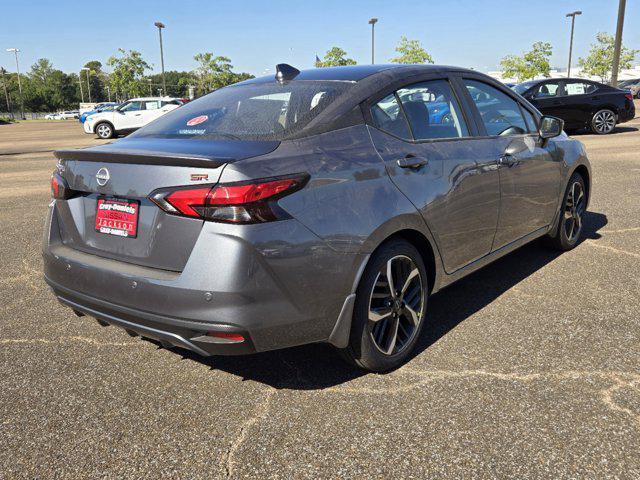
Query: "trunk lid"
53 138 279 271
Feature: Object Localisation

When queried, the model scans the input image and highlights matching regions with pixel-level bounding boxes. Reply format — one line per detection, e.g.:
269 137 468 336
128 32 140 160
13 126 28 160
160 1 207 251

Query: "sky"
1 0 639 78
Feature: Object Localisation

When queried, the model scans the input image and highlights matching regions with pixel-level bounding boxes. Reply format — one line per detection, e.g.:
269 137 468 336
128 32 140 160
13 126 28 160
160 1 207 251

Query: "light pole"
154 22 166 95
565 11 582 77
81 67 91 103
6 48 24 120
610 0 626 87
368 18 378 64
106 85 111 102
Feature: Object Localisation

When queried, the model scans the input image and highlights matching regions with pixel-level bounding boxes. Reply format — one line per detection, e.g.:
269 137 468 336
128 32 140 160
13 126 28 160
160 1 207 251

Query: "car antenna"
275 64 300 84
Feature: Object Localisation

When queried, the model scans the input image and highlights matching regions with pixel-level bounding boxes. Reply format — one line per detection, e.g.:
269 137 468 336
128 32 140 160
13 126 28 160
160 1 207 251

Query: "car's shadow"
158 211 608 390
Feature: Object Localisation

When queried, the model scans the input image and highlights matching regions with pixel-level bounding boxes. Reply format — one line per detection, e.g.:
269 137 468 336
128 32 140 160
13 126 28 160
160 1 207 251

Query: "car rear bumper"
43 202 362 356
46 277 258 356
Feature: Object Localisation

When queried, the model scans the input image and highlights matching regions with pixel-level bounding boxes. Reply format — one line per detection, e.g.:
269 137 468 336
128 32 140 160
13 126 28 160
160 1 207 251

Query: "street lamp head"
6 48 19 53
368 18 378 25
566 11 582 17
154 21 165 29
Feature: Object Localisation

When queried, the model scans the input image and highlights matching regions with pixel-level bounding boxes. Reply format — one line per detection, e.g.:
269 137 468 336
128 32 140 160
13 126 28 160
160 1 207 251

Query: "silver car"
44 64 591 372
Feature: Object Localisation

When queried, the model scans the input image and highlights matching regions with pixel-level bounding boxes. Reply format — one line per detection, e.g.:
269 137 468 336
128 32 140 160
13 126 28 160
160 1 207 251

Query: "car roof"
128 97 179 101
239 64 476 85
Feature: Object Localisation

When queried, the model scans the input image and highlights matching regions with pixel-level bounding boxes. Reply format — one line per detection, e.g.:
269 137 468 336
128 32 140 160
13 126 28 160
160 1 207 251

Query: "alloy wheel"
368 255 424 356
593 110 615 134
564 181 585 243
97 124 112 138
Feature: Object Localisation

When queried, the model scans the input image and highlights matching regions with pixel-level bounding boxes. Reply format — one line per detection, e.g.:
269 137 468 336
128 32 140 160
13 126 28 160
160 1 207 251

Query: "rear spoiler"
54 149 231 169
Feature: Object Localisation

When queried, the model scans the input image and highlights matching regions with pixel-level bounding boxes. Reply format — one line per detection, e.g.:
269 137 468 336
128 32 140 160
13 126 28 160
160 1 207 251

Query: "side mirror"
539 115 563 139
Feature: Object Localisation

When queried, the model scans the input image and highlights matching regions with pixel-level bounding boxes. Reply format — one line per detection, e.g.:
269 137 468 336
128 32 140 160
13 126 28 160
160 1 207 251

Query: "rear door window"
463 80 528 136
397 79 469 140
565 81 597 96
370 93 412 140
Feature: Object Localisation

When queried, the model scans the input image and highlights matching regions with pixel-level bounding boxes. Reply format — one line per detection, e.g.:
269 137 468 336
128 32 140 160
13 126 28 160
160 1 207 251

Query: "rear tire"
590 109 616 135
342 239 428 372
545 172 587 251
95 122 114 139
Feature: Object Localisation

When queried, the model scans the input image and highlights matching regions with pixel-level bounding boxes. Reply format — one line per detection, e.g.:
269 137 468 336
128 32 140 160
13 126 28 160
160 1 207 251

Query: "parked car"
46 110 80 120
514 78 635 134
626 81 640 99
46 64 591 372
617 78 640 89
83 97 184 139
79 103 119 123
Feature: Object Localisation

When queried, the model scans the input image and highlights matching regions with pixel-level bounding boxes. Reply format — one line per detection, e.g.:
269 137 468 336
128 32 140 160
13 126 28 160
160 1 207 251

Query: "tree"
23 58 78 111
147 71 194 97
578 32 639 83
192 53 253 96
500 41 552 83
107 49 151 101
315 47 356 67
390 37 434 64
83 60 109 102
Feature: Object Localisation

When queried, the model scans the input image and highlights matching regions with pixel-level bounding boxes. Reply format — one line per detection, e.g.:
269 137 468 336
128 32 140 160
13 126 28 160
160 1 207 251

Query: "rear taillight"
149 173 309 224
50 172 75 200
624 93 633 101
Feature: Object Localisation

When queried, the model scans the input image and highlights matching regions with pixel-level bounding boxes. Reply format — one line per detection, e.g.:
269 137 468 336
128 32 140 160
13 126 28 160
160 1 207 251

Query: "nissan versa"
44 64 591 372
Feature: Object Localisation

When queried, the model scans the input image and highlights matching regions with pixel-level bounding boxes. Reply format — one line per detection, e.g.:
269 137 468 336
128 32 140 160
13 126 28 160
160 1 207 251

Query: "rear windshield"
134 81 354 141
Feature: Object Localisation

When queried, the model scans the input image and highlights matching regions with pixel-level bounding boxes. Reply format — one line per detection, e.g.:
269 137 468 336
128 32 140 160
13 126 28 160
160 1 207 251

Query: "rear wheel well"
375 230 437 293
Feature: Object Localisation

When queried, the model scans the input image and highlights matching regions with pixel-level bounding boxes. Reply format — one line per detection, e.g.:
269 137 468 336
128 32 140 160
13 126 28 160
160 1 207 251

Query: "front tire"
591 109 616 135
545 172 587 251
343 239 428 372
95 122 114 139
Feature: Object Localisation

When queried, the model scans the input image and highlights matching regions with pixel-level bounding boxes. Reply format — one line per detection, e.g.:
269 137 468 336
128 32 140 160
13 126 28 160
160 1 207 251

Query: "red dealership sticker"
186 115 208 126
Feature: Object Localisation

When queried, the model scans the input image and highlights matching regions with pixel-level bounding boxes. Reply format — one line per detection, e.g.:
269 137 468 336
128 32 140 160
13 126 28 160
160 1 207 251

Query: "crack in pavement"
584 241 640 259
222 388 276 479
321 368 640 428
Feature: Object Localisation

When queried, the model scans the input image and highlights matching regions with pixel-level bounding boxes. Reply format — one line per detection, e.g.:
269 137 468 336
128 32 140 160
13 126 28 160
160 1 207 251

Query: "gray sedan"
44 64 591 372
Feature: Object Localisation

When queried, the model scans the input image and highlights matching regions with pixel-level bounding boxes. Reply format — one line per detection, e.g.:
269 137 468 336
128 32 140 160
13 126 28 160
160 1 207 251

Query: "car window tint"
520 106 538 133
464 80 528 136
397 79 469 140
532 82 563 98
565 81 597 96
145 101 160 110
120 101 143 112
370 93 411 139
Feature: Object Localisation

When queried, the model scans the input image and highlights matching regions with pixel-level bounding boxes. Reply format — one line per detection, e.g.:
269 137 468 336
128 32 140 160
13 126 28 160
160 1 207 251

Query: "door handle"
397 155 428 169
498 153 518 167
134 113 142 116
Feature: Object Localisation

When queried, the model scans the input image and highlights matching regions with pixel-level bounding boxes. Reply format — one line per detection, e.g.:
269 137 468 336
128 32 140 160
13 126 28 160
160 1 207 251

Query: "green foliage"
107 49 151 101
578 32 639 83
192 53 254 96
20 59 78 111
315 47 357 67
146 71 194 97
390 37 434 64
500 42 553 83
83 60 109 102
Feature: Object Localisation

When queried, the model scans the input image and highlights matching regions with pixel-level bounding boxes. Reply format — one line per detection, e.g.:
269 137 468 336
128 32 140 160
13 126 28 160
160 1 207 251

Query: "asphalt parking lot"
1 113 639 479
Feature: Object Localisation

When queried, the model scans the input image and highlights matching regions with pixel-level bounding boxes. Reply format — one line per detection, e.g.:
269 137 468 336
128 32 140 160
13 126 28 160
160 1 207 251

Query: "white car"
84 97 184 139
46 111 79 120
